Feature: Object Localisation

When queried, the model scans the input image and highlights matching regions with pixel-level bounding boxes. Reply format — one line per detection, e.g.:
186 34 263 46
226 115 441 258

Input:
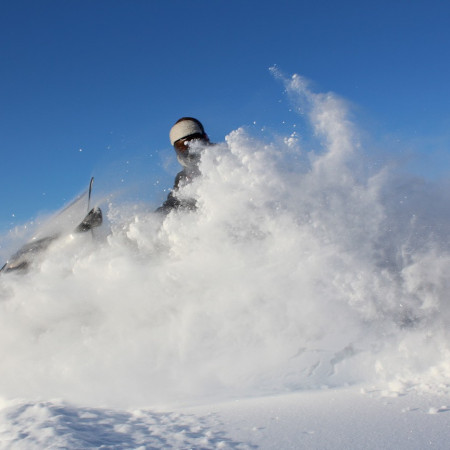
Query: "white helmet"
169 117 207 146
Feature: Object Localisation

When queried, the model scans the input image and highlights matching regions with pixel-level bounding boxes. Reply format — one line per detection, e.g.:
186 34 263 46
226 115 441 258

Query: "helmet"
169 117 207 146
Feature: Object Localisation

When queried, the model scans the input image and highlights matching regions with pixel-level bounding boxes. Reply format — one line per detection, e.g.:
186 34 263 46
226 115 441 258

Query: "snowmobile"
0 178 102 274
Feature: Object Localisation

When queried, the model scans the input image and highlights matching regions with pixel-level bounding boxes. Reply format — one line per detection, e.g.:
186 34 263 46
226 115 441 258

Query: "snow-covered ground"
2 388 450 448
1 74 450 448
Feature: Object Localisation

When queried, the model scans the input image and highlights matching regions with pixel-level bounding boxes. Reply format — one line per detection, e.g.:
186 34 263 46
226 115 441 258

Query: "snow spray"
1 72 450 408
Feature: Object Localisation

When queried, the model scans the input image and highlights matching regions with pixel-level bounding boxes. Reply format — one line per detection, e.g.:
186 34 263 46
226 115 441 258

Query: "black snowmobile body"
1 178 102 274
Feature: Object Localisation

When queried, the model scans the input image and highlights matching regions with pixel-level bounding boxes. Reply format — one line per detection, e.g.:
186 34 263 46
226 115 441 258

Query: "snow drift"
1 72 450 409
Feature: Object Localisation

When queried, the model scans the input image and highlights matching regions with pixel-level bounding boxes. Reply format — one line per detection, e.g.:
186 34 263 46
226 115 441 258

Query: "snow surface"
1 388 450 448
1 72 450 448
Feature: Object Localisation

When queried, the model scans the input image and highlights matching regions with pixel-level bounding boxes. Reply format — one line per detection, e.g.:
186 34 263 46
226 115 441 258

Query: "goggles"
173 133 206 153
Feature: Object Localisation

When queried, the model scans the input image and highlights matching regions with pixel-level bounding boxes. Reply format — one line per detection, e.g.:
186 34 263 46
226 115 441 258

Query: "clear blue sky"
1 0 449 232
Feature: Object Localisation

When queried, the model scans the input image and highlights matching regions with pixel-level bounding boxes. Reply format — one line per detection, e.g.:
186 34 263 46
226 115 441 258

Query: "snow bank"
0 397 237 449
2 387 450 449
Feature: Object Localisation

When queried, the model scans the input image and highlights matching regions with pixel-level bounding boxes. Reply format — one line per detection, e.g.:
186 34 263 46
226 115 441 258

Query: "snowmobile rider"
156 117 210 214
